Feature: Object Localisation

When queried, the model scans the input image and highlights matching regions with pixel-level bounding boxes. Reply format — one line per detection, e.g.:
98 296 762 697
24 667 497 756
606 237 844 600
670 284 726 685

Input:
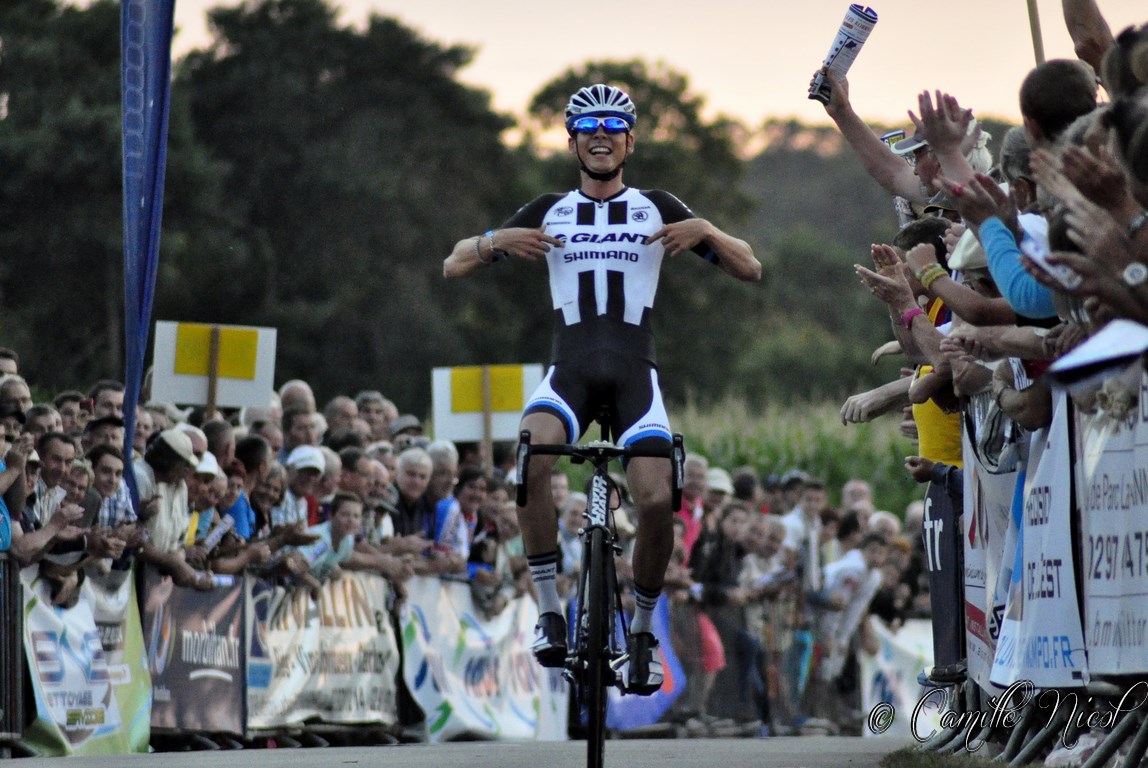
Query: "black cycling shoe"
532 612 568 668
622 632 664 695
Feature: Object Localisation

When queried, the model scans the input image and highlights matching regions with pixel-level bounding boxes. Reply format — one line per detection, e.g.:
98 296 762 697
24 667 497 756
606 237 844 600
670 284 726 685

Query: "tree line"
0 0 1015 418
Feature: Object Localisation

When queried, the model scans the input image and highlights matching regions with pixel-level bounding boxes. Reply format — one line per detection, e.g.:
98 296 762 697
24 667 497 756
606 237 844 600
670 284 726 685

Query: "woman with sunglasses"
445 83 760 694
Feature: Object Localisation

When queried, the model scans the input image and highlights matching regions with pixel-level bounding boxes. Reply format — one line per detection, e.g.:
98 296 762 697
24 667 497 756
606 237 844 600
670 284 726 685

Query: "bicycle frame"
516 428 683 768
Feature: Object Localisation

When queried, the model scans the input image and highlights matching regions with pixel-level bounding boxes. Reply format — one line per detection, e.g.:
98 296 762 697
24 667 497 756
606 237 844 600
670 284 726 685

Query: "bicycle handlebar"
515 430 685 510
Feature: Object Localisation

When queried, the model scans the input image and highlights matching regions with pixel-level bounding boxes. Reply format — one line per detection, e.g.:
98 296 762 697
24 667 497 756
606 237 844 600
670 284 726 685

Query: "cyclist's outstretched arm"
646 218 761 282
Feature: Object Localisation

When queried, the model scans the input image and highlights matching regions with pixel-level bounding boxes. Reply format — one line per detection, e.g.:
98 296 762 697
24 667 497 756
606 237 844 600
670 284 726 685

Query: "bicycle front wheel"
583 526 611 768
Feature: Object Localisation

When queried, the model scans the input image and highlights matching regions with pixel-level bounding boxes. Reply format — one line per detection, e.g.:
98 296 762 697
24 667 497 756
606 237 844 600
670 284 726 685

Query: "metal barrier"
0 554 25 745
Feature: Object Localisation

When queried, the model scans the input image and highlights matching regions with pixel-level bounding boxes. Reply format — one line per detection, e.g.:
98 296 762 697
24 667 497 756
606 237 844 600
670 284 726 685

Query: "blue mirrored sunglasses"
570 116 631 134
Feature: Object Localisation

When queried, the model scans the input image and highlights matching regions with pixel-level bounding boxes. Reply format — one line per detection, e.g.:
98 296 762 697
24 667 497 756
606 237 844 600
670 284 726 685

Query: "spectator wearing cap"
704 467 734 520
811 68 991 213
135 428 212 590
272 444 325 531
186 451 225 545
390 414 423 449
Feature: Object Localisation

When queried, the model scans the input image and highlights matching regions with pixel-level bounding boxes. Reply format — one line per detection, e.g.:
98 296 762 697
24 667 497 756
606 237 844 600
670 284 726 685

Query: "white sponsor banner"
246 572 400 728
401 576 568 742
21 567 150 754
963 433 1018 691
991 393 1088 687
1077 364 1148 673
859 618 944 740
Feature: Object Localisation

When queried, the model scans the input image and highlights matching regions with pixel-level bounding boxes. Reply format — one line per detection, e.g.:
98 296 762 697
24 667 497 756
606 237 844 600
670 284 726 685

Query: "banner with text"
963 433 1019 691
1076 364 1148 673
246 573 400 729
401 576 568 742
141 567 245 734
21 567 150 755
991 394 1088 687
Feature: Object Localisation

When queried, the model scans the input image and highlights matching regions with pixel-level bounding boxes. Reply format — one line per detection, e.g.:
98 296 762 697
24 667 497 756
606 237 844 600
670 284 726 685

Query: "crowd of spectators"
2 0 1146 747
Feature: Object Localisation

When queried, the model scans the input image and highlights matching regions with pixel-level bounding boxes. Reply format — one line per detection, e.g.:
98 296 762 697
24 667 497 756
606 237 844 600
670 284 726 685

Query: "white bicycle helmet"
565 84 637 133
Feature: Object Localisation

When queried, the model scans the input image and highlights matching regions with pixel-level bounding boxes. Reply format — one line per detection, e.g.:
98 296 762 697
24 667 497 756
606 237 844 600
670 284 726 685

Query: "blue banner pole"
121 0 176 506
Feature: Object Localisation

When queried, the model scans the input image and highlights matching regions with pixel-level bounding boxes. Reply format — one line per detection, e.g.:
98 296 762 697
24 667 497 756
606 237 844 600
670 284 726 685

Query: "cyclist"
444 83 760 694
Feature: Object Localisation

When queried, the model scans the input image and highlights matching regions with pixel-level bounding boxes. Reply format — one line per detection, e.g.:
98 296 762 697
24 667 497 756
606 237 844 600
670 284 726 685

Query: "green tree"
0 0 224 391
177 0 533 411
521 60 768 408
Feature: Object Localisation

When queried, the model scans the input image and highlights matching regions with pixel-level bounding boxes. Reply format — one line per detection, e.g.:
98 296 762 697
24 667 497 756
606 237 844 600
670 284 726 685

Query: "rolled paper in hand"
201 515 235 553
808 5 879 104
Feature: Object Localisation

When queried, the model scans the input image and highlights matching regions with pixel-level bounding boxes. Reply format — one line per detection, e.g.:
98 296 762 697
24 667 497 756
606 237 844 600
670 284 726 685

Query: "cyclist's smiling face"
569 121 633 174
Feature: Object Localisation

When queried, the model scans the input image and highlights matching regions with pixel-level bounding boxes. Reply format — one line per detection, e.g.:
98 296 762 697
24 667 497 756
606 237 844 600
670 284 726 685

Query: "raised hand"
910 91 973 155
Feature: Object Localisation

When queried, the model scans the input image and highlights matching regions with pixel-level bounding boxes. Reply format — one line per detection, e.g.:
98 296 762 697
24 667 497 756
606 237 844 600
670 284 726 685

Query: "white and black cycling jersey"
500 186 719 445
501 186 719 364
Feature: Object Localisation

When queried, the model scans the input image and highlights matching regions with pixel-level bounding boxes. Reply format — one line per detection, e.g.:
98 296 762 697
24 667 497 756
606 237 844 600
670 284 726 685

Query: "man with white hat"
136 428 213 590
272 444 325 532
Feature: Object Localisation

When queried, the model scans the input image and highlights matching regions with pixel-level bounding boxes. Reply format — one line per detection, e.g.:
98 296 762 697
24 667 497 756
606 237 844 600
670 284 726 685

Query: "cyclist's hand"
646 219 712 256
497 227 564 261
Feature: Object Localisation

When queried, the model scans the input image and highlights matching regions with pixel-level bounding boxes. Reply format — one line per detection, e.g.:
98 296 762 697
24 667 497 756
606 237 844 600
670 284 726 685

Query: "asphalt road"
12 736 914 768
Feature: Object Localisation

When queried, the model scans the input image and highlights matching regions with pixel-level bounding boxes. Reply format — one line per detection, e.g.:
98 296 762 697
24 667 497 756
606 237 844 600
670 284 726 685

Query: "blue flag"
121 0 176 505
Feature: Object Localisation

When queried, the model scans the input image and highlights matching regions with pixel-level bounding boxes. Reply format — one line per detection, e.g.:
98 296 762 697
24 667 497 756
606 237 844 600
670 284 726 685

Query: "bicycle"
516 415 684 768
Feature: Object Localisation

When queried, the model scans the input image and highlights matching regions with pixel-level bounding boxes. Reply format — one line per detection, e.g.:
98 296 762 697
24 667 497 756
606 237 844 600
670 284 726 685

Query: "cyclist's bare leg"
519 412 566 621
626 455 673 634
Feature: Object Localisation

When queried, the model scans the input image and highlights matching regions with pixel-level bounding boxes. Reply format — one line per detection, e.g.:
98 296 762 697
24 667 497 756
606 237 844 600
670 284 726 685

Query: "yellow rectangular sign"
450 365 525 413
173 323 259 380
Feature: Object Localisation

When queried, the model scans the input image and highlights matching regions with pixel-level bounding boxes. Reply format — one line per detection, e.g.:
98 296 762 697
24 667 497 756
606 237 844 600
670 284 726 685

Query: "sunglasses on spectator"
570 116 631 134
905 147 934 167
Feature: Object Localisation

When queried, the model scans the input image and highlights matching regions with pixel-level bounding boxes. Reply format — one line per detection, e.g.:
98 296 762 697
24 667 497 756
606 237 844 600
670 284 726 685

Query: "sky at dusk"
172 0 1147 131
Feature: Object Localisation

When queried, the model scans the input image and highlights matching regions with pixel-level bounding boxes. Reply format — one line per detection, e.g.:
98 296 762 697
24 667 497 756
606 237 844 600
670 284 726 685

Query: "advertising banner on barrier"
991 394 1088 687
401 576 568 741
141 567 245 734
1076 364 1148 673
860 618 943 739
21 567 150 755
923 477 963 670
963 432 1019 691
0 555 24 741
246 572 399 729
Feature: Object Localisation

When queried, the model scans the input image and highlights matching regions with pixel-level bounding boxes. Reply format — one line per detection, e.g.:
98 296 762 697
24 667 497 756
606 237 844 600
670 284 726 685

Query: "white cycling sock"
528 551 562 616
630 582 660 635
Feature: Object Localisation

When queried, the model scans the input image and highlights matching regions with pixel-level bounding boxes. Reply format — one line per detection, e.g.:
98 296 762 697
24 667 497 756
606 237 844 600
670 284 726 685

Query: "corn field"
674 396 921 518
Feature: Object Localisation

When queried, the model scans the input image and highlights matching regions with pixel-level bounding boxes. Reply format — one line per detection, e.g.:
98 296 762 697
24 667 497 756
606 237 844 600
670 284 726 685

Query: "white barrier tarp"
401 576 568 741
1076 364 1148 673
963 433 1019 691
246 571 400 728
992 392 1088 687
21 567 150 755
